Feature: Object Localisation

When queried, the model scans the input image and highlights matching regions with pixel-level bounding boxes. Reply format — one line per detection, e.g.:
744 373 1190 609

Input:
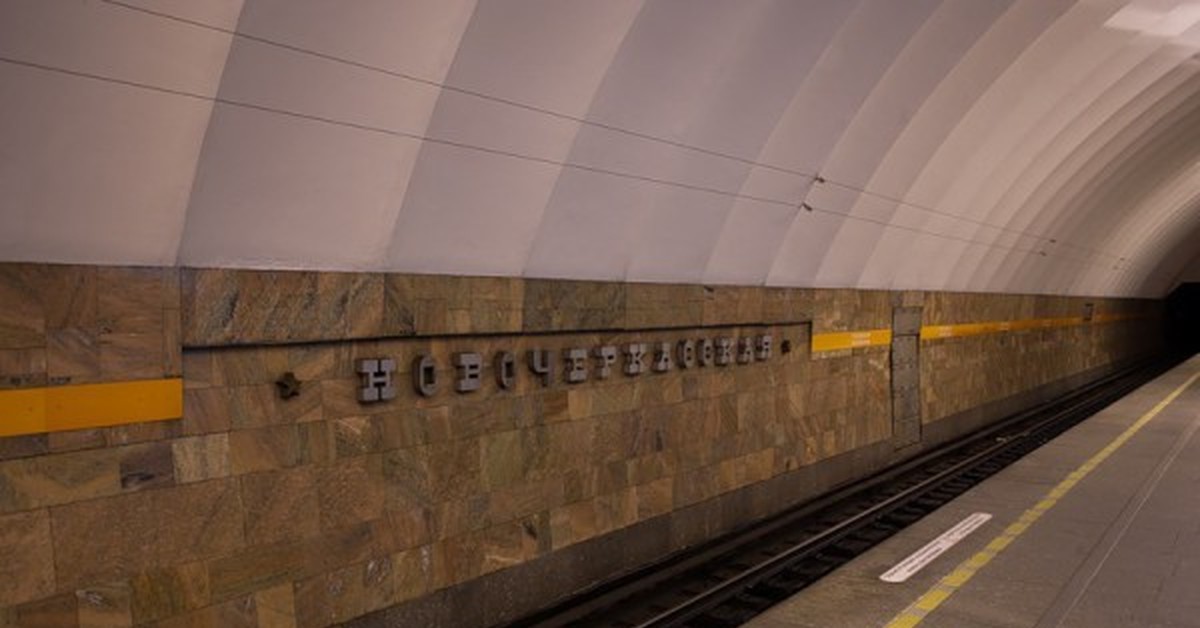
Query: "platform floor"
747 355 1200 628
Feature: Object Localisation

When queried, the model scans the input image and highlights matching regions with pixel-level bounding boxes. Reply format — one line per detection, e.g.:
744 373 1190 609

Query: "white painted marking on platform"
880 512 993 583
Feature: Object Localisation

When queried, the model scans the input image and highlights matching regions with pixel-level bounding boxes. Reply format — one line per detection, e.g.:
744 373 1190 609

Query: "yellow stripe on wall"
811 329 893 352
920 317 1079 340
919 312 1141 341
812 312 1143 353
0 378 183 437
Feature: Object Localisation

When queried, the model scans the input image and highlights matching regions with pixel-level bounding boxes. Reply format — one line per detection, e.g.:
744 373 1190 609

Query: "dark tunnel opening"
1166 283 1200 357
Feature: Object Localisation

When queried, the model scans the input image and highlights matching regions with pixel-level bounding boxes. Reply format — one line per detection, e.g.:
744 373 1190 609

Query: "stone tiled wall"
180 270 812 346
921 292 1160 423
0 265 1162 628
0 263 182 457
0 264 180 390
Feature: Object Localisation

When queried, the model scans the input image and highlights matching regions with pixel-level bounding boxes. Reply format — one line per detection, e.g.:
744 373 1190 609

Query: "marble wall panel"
0 509 54 607
184 269 814 346
0 263 1164 628
0 264 181 390
51 479 244 590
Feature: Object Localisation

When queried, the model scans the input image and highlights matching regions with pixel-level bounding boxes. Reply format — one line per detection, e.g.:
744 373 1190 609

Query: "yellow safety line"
0 378 183 437
884 368 1200 628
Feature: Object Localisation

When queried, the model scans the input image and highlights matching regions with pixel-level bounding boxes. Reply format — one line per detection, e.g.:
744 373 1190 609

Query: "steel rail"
503 357 1169 628
633 362 1156 627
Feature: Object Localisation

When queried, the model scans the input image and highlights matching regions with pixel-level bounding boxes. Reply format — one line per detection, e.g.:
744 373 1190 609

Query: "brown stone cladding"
0 265 1161 627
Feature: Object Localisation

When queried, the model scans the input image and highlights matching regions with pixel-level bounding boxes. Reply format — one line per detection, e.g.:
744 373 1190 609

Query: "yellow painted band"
920 313 1141 341
0 378 183 437
884 368 1200 628
814 313 1145 353
914 588 950 611
889 614 923 628
811 329 893 353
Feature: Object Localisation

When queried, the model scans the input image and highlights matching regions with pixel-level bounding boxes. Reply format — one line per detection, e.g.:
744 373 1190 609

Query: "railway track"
502 358 1171 628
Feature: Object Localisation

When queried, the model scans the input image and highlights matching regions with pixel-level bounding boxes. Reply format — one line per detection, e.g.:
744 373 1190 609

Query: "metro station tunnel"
3 2 1200 628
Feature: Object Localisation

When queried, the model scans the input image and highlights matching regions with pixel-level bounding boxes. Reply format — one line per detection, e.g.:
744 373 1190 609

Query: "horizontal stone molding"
180 268 816 348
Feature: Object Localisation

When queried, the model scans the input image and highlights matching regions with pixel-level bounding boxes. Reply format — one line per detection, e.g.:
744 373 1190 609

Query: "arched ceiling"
1175 247 1200 283
2 0 1199 297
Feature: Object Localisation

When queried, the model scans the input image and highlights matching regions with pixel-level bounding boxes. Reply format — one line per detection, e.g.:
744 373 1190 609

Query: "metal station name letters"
356 334 774 403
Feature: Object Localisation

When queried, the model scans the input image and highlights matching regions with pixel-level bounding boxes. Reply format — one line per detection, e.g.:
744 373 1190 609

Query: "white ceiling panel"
0 63 216 265
177 104 416 268
0 0 234 96
386 144 562 276
236 0 476 80
3 0 1200 296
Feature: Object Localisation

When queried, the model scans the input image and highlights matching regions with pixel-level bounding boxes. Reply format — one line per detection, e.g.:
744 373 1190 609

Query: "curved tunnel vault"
2 0 1199 297
1 4 1196 628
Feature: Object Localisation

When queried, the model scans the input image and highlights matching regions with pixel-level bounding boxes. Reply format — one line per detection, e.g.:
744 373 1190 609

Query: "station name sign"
356 333 774 403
